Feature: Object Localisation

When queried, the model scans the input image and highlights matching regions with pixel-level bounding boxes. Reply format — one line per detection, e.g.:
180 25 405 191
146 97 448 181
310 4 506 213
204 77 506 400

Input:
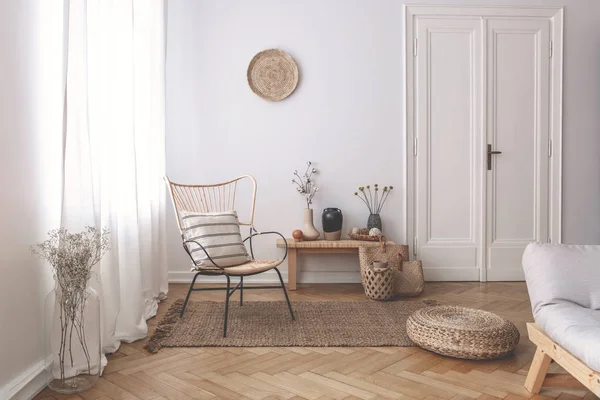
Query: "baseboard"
168 269 287 284
423 268 480 281
298 271 361 284
170 269 494 284
168 270 362 284
485 268 526 281
1 360 47 400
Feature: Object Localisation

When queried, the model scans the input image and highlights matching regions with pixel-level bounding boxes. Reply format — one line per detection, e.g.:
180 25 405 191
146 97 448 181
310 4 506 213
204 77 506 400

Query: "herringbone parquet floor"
35 282 597 400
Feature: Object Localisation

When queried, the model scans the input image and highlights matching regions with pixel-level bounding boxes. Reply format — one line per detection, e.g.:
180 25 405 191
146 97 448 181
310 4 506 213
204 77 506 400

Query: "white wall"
0 1 63 398
166 0 600 283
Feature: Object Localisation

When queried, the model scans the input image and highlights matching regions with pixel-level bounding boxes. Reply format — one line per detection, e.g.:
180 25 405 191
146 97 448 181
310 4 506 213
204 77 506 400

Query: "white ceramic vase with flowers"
292 161 320 240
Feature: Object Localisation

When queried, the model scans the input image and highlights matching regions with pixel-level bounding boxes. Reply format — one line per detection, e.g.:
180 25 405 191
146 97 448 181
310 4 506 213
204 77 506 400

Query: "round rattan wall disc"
247 49 299 101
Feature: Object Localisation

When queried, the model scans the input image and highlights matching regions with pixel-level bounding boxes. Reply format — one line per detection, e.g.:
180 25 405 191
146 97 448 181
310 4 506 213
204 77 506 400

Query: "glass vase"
44 284 101 393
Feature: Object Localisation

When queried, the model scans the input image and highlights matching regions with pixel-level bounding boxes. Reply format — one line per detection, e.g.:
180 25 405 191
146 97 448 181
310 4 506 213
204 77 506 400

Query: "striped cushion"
181 210 250 269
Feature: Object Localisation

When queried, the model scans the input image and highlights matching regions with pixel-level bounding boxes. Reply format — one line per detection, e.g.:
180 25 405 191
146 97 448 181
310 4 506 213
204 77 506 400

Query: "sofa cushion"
522 243 600 372
536 301 600 372
522 243 600 314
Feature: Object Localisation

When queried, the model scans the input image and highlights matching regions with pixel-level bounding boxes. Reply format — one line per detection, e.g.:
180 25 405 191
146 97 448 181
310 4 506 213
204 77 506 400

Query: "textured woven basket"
362 265 393 301
394 260 424 297
348 233 384 242
358 244 424 297
247 49 299 101
406 306 520 360
358 244 408 280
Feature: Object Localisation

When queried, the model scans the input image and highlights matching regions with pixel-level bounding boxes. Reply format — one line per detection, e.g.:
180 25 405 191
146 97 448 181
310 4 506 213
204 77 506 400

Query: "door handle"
487 144 502 170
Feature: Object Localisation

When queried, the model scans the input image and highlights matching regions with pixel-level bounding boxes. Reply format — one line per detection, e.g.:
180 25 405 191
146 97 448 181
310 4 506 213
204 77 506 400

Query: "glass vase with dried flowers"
32 227 110 393
354 184 394 231
291 161 320 240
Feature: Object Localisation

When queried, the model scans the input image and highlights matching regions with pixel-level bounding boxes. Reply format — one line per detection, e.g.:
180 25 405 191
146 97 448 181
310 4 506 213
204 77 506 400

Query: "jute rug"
146 299 437 353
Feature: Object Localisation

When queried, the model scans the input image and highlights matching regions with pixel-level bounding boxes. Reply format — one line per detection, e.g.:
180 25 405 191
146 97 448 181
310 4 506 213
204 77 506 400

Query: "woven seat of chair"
193 259 283 276
406 305 520 360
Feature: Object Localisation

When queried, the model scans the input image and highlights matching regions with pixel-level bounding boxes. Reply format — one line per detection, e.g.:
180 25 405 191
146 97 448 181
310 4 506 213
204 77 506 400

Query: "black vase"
322 208 343 241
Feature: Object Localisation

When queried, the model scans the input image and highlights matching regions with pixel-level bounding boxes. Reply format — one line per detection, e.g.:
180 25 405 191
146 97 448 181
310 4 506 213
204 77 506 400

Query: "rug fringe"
144 299 184 354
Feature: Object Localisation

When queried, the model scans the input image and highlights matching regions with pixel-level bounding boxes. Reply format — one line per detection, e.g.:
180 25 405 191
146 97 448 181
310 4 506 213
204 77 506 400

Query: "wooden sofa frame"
525 323 600 396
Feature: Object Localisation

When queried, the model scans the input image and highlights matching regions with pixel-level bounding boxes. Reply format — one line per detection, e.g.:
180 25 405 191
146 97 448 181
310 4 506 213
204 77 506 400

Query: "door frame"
404 5 564 282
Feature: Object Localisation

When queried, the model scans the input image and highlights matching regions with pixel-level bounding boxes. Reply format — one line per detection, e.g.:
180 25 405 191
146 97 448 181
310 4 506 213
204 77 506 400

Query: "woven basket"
406 306 520 360
359 244 424 297
394 260 425 297
362 265 393 301
348 233 384 242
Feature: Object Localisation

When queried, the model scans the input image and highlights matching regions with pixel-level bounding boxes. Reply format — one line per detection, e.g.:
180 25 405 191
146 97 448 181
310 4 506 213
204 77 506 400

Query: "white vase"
302 208 320 241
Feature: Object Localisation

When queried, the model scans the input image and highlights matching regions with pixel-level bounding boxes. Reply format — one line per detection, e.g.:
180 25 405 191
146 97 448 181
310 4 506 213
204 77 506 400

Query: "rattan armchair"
165 175 294 337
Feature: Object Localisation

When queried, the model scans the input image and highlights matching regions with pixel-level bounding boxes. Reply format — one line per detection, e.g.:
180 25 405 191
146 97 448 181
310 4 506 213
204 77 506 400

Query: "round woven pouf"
406 306 520 360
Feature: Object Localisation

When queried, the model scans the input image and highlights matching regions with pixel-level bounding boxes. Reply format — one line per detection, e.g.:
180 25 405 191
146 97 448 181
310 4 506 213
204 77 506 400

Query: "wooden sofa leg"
525 347 553 393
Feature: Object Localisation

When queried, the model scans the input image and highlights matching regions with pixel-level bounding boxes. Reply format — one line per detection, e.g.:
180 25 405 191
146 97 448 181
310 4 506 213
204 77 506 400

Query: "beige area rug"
146 299 438 353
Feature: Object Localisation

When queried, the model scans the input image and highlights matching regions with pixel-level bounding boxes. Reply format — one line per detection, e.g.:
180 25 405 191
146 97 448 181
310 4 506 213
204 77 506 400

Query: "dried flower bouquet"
291 161 319 209
32 227 110 384
354 184 394 214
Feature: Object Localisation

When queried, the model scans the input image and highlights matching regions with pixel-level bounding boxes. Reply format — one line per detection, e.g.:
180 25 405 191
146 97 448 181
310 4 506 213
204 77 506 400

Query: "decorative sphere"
351 227 360 235
292 229 303 241
369 228 382 237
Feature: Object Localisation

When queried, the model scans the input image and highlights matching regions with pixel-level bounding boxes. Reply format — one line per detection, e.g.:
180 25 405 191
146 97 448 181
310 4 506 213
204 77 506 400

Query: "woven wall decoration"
247 49 299 101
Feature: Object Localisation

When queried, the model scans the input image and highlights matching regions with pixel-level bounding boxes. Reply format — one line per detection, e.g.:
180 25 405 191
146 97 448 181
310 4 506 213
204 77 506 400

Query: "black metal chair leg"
240 276 244 306
180 272 200 318
275 268 294 320
224 275 231 337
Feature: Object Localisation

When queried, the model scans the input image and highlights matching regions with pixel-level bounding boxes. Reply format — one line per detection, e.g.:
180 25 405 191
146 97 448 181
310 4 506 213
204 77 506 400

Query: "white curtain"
61 0 168 365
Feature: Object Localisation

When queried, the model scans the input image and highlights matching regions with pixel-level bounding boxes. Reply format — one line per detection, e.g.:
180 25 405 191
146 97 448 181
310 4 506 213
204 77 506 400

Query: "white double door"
408 8 562 281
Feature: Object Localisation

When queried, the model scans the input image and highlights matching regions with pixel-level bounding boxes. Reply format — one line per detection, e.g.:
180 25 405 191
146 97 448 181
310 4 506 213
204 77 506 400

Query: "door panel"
408 7 562 283
415 18 483 281
486 19 551 281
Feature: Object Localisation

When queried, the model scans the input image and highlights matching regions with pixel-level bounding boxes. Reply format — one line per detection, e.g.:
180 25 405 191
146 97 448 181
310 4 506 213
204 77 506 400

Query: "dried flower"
31 227 110 381
354 184 394 214
291 161 320 209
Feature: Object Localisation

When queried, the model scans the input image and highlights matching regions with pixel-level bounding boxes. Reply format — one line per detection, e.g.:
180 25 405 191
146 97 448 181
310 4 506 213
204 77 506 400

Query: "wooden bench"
276 239 395 290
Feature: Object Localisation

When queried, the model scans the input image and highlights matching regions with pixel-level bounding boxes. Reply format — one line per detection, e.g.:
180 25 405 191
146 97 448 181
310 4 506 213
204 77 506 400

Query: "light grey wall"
166 0 600 283
0 1 63 396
